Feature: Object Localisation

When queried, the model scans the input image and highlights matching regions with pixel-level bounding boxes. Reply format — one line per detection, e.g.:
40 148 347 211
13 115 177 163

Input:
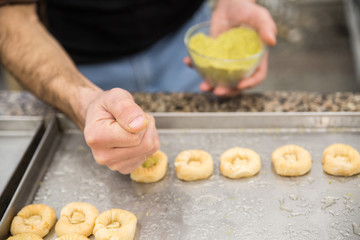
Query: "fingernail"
128 115 147 130
268 31 276 45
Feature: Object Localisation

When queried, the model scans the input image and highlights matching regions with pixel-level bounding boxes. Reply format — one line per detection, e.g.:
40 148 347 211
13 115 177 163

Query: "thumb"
210 11 230 38
104 88 148 134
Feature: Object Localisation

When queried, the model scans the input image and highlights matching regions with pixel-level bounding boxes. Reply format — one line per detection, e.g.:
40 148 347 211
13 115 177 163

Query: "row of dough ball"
275 143 360 176
9 202 137 240
130 143 360 182
130 148 261 182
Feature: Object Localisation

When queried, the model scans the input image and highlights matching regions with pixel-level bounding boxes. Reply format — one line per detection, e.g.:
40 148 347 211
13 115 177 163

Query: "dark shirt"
40 0 204 64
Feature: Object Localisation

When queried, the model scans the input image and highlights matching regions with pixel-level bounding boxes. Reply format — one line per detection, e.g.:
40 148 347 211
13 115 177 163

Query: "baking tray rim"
150 112 360 129
0 116 44 224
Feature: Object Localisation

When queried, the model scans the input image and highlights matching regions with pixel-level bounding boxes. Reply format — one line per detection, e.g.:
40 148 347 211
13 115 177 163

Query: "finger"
104 88 148 133
103 127 159 174
94 140 158 167
108 155 147 174
210 11 231 38
213 86 230 96
246 6 277 46
106 142 159 174
183 56 193 68
199 81 213 92
85 112 157 149
237 51 268 90
213 86 242 97
85 118 146 149
92 114 160 166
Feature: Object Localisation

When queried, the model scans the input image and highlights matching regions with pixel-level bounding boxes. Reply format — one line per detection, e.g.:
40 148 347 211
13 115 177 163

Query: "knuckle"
108 88 133 101
84 129 98 147
108 165 118 171
109 162 132 174
120 99 138 114
142 137 155 152
119 168 133 175
127 133 143 146
93 151 111 165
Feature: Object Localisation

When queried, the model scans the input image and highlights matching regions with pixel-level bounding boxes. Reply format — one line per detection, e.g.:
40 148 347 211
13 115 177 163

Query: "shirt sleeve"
0 0 38 6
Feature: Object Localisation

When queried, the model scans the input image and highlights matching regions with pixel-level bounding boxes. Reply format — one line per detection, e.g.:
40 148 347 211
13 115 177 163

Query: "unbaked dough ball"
55 233 89 240
272 144 312 176
220 147 261 179
55 202 99 237
130 150 168 183
93 209 137 240
10 204 56 237
322 143 360 176
174 149 213 181
7 233 43 240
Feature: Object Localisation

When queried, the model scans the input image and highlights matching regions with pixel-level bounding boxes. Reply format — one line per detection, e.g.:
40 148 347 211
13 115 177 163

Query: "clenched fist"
84 88 160 174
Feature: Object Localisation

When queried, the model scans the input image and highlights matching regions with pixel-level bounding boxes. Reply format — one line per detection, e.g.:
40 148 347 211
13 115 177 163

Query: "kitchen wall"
251 0 358 92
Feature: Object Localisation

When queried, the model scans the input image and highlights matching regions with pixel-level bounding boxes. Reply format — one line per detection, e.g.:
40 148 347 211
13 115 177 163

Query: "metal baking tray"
0 116 44 221
1 113 360 239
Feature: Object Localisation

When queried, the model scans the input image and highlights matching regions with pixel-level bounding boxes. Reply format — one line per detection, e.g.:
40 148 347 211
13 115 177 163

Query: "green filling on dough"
142 157 158 168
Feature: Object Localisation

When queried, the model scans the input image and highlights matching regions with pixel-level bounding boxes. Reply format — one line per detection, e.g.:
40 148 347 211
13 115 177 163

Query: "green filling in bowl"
186 24 265 87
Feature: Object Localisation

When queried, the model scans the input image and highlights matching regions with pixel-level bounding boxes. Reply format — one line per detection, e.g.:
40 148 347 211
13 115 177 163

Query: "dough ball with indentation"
93 209 137 240
10 204 56 237
130 150 168 183
272 145 312 176
175 149 213 181
55 202 99 237
322 143 360 176
7 233 43 240
220 147 261 179
55 233 89 240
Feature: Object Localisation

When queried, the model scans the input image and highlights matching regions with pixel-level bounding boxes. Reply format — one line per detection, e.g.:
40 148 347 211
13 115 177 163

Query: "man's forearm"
0 4 102 129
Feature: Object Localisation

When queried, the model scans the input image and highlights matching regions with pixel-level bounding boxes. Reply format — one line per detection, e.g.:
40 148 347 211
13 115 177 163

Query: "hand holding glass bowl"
184 22 266 89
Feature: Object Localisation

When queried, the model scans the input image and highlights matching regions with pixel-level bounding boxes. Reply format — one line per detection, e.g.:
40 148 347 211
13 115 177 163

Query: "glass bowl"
184 21 266 87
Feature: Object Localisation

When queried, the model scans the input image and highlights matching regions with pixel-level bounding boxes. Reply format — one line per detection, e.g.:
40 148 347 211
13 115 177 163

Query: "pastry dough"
7 233 43 240
175 149 213 181
322 143 360 176
272 145 312 176
93 209 137 240
55 202 99 237
130 150 168 183
220 147 261 179
10 204 56 237
55 233 89 240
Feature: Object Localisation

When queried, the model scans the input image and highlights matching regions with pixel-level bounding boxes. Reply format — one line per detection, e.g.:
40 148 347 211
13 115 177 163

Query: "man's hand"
0 5 160 174
84 88 160 174
185 0 277 97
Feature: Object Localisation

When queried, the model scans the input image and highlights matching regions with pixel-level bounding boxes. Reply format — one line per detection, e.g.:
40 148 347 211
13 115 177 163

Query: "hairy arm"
0 4 102 129
0 4 160 174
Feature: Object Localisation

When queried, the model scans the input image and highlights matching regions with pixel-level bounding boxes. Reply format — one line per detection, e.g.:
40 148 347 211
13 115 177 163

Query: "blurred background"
251 0 359 92
0 0 359 93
